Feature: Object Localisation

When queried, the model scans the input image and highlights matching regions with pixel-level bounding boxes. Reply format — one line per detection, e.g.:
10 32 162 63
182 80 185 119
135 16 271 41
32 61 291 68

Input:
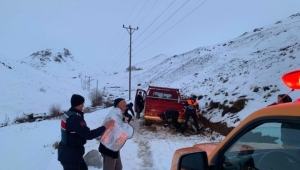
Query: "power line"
137 0 159 26
110 0 175 72
110 33 127 59
133 0 190 50
108 0 150 72
130 0 149 24
134 0 209 56
109 52 128 73
124 0 140 24
104 30 122 61
109 44 129 72
106 34 127 70
134 0 176 42
103 0 139 68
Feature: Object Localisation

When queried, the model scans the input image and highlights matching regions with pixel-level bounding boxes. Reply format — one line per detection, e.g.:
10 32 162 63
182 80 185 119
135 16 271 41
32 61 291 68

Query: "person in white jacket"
98 98 134 170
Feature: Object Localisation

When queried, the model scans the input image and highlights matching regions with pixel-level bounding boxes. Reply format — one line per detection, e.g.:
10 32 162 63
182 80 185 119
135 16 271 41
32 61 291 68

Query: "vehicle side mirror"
178 151 208 170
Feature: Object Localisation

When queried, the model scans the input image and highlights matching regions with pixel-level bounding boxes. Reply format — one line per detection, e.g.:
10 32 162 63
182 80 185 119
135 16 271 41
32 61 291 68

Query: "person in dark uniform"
135 92 144 118
123 102 134 123
58 94 115 170
158 109 181 132
181 95 202 135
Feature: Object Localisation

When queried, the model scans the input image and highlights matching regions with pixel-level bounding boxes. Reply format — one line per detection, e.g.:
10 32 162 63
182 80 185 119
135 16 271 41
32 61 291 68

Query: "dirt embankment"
198 114 234 136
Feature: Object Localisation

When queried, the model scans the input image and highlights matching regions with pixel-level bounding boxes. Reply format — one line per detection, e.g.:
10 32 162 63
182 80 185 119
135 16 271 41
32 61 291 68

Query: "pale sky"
1 0 300 72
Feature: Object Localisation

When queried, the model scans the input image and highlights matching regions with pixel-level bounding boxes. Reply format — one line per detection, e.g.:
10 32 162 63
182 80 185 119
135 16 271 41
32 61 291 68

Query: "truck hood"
170 142 219 170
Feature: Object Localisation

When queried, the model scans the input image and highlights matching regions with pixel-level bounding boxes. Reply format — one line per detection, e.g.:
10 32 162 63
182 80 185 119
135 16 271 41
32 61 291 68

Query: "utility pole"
85 75 87 90
88 76 90 91
123 25 138 100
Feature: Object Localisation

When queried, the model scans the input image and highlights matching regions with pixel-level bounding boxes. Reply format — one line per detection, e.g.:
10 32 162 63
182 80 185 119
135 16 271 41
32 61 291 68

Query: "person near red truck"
135 92 144 118
123 102 135 123
97 98 134 170
158 109 182 132
180 95 202 135
58 94 115 170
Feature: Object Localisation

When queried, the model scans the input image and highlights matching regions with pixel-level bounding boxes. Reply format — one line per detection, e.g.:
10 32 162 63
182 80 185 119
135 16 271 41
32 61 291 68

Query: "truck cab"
171 69 300 170
134 86 188 124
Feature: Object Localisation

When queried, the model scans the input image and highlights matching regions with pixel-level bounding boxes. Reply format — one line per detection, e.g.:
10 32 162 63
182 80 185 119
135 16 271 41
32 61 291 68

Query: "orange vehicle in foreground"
134 86 188 124
171 69 300 170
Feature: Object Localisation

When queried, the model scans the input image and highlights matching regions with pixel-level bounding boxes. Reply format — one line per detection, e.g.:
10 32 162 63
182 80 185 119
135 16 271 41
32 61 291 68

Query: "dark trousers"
61 159 87 170
136 105 144 118
136 104 144 113
181 111 200 133
171 112 181 129
102 152 122 170
123 112 133 123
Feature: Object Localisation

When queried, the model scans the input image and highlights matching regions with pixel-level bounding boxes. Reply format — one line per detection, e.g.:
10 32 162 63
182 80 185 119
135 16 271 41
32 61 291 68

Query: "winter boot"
175 126 182 132
136 112 141 119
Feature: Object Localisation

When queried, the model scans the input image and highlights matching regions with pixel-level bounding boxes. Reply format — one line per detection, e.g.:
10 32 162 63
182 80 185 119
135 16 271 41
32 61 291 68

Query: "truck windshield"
222 121 300 170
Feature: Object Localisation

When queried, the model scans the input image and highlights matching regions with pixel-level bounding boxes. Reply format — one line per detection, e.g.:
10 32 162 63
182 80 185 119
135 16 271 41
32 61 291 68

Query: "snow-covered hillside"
103 13 300 126
0 48 101 123
19 48 101 78
1 12 300 170
1 13 300 127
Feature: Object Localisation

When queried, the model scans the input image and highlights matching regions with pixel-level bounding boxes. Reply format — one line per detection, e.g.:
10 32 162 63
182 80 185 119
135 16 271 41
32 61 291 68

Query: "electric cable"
137 0 159 26
109 44 129 72
124 0 140 24
134 0 208 56
102 0 139 69
133 0 190 50
131 0 149 24
109 0 174 73
134 0 176 42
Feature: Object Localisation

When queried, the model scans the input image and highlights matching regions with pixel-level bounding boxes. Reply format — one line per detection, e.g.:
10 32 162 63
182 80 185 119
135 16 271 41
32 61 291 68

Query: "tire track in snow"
137 139 153 170
131 118 154 169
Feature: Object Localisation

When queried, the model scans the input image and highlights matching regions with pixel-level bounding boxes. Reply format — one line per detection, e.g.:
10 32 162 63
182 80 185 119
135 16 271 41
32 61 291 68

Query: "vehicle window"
153 92 163 97
221 122 300 170
163 93 172 98
153 92 172 98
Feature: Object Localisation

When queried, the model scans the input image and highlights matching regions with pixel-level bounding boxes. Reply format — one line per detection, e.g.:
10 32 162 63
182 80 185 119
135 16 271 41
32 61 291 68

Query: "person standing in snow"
98 98 134 170
58 94 115 170
158 109 181 132
123 102 134 123
135 92 144 118
180 95 202 135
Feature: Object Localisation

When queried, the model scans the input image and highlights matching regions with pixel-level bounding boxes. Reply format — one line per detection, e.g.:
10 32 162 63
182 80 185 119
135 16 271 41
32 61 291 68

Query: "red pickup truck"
134 86 188 125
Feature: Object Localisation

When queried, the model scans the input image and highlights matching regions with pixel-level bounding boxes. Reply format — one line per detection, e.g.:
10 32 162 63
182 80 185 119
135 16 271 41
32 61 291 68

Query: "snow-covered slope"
102 13 300 126
1 11 300 170
1 13 300 127
0 49 97 121
18 48 100 78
